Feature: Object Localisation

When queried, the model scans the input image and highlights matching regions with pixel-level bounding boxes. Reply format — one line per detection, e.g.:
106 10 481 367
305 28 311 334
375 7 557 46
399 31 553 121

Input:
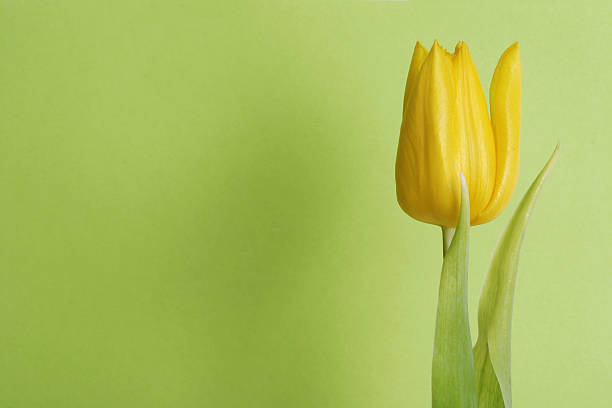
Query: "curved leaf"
473 144 560 407
432 174 477 408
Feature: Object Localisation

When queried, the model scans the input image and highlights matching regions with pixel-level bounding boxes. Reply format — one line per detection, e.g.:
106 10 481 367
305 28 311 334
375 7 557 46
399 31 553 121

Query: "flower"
395 40 521 227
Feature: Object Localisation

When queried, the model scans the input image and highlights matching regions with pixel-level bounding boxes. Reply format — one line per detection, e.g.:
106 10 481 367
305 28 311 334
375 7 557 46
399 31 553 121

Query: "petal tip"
431 39 453 57
503 42 520 58
430 39 442 56
414 41 428 55
453 41 472 58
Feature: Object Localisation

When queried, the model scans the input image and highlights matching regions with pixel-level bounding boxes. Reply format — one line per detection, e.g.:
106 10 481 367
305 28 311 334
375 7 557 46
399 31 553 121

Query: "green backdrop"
0 0 609 407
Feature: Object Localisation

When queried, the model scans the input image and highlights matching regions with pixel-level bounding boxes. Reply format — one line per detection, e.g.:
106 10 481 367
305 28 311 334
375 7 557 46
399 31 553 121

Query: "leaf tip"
460 171 468 191
544 143 561 176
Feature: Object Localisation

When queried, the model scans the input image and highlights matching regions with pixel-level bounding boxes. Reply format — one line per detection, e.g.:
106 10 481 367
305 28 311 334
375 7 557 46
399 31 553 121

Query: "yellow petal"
403 41 429 113
474 42 521 225
451 42 496 222
396 40 461 227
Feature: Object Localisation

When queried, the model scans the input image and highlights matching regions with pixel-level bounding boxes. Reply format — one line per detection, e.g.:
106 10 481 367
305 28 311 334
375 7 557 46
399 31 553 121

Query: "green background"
0 0 609 406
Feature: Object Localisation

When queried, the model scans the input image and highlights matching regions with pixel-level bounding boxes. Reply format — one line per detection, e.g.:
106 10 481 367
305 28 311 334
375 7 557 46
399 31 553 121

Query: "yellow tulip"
395 40 521 227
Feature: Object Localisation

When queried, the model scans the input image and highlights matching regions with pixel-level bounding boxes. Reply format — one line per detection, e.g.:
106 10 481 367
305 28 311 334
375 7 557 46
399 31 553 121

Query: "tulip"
395 40 521 227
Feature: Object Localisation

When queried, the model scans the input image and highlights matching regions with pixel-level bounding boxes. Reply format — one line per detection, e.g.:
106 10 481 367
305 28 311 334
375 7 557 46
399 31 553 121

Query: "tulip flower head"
395 40 521 227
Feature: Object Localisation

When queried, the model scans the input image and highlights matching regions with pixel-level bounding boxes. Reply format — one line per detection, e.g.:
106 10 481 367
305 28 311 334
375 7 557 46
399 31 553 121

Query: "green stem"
442 226 455 256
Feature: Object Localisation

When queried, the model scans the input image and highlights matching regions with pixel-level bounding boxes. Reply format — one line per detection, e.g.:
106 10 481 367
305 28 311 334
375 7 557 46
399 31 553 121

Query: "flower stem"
442 226 455 256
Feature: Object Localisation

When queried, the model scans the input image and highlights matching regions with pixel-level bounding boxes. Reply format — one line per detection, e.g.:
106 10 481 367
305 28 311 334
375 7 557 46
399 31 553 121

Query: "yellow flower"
395 40 521 227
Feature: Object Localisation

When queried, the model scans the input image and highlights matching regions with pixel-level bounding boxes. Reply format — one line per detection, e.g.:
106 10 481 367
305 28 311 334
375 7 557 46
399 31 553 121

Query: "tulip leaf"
473 144 560 408
432 174 477 408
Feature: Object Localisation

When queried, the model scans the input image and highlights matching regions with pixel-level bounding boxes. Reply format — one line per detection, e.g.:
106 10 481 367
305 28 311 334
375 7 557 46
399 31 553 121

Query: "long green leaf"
432 174 477 408
473 144 560 408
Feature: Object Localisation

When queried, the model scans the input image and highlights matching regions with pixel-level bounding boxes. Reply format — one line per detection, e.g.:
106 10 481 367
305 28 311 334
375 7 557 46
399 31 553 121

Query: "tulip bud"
395 40 521 227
